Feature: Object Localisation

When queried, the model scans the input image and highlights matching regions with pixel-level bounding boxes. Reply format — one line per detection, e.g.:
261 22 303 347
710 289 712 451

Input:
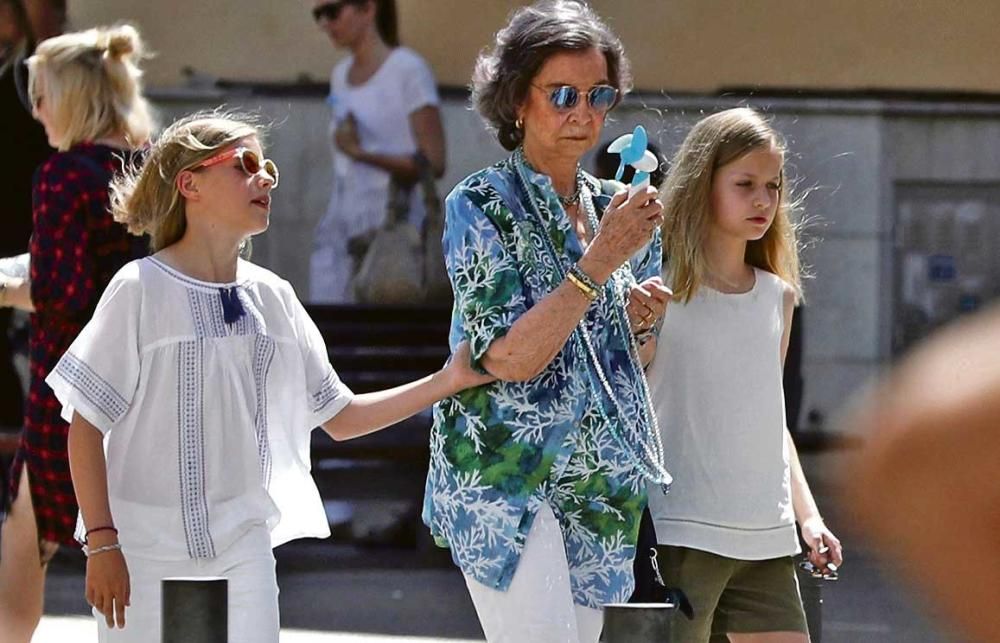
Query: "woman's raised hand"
582 186 663 283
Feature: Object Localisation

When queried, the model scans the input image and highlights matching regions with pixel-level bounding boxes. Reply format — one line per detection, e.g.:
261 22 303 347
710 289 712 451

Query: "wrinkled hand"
801 516 843 576
587 187 664 277
86 548 131 629
333 114 362 159
627 276 672 334
445 340 497 391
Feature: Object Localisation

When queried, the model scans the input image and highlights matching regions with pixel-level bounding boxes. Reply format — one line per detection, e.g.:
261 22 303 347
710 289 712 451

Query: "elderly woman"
422 2 673 641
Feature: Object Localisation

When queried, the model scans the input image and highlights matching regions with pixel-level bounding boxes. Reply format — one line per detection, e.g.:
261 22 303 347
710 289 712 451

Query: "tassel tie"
219 286 246 325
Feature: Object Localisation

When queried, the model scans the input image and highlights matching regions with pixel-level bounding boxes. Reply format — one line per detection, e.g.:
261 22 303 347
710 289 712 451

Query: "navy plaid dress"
7 143 146 546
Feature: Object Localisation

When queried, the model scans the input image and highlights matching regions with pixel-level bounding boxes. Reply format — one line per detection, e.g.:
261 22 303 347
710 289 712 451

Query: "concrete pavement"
31 452 961 642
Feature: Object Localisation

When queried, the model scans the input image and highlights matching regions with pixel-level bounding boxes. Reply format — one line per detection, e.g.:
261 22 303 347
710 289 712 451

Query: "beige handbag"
351 157 449 305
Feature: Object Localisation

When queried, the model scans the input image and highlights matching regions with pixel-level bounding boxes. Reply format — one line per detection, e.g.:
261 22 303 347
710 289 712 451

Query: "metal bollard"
603 602 676 642
162 577 227 643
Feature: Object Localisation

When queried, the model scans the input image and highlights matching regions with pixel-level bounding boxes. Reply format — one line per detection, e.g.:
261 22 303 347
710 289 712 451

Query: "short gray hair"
471 0 632 151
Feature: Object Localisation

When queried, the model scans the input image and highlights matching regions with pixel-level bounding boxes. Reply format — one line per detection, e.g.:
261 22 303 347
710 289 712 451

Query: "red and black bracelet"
84 525 118 543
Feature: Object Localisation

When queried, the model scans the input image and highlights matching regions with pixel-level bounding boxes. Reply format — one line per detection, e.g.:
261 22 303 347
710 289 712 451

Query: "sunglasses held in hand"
798 560 838 581
195 147 280 188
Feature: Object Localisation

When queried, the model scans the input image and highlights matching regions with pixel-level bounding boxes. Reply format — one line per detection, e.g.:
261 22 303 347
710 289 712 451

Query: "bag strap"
384 176 411 227
414 152 440 213
385 152 441 228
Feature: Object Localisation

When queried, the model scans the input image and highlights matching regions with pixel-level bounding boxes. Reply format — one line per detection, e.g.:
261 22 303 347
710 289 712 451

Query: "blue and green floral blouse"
421 153 663 608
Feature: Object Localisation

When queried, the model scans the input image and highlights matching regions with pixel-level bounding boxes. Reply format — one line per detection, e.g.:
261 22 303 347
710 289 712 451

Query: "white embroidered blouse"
46 256 353 561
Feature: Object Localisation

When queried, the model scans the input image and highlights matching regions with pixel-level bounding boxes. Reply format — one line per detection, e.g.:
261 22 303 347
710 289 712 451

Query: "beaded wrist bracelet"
568 264 602 294
83 542 122 558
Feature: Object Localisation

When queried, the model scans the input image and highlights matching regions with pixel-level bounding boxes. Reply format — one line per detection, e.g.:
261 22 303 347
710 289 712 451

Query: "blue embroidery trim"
54 353 129 423
178 340 215 559
187 288 261 338
253 335 275 487
311 370 342 413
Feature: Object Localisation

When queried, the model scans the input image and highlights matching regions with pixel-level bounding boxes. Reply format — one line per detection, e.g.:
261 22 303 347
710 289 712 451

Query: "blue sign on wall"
928 254 956 282
959 294 980 313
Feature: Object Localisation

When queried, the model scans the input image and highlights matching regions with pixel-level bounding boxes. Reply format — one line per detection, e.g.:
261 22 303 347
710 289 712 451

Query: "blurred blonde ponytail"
27 23 155 150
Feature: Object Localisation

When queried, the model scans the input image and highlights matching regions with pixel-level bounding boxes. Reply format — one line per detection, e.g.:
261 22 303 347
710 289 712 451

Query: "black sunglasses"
533 84 619 113
312 0 364 23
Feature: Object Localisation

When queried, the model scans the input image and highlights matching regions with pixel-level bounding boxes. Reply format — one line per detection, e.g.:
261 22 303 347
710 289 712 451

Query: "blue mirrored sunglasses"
536 84 619 112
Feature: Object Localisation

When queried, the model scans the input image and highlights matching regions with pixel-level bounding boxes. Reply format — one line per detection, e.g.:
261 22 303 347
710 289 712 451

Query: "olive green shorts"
656 545 808 642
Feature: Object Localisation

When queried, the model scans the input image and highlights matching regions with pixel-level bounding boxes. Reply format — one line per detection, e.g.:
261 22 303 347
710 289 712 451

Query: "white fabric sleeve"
287 287 354 428
45 270 141 434
399 50 440 115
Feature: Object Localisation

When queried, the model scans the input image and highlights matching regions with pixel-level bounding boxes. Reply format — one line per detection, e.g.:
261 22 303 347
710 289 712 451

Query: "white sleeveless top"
646 268 800 560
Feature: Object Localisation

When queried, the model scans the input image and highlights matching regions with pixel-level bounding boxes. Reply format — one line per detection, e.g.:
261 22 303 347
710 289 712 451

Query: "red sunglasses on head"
194 147 279 188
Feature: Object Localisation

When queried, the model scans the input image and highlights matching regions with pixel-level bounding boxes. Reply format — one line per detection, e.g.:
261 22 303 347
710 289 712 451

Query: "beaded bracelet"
83 542 122 558
566 271 597 301
568 264 601 294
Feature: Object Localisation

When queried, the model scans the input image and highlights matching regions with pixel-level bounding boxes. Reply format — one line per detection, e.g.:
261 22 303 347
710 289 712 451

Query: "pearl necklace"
513 149 672 490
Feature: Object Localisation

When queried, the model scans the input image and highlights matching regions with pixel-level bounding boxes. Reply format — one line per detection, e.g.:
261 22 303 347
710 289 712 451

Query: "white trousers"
464 503 604 643
97 525 279 643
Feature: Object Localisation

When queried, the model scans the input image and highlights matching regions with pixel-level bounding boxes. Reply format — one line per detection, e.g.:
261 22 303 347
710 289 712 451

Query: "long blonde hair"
662 107 803 303
27 24 155 151
110 111 263 252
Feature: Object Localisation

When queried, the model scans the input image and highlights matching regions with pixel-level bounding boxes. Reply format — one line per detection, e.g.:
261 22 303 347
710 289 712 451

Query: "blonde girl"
0 24 152 643
643 108 843 642
49 111 490 642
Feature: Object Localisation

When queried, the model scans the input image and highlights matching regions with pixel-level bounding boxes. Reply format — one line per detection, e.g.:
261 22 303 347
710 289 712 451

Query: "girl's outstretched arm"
321 341 494 441
68 413 130 630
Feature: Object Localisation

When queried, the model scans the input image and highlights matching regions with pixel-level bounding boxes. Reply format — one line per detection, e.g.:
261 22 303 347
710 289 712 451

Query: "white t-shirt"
46 256 353 561
310 47 440 303
646 268 800 560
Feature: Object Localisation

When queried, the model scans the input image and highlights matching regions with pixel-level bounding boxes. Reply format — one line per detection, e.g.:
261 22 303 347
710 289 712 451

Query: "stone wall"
150 91 1000 435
